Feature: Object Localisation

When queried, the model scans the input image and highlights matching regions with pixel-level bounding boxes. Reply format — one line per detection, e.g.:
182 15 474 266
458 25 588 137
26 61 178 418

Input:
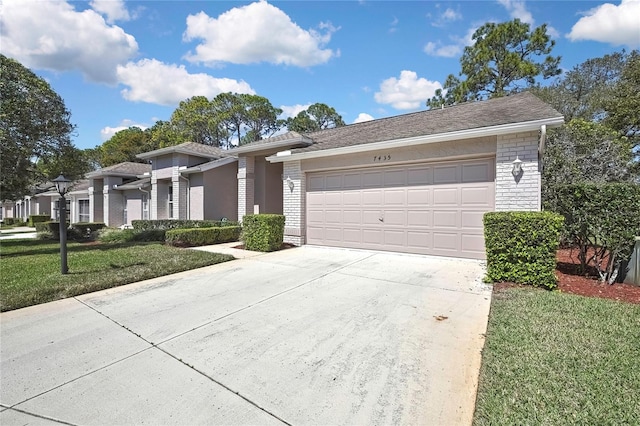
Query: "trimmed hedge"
28 215 50 226
548 183 640 284
484 211 564 289
241 214 285 252
35 222 106 240
98 228 166 243
166 226 241 247
132 219 239 230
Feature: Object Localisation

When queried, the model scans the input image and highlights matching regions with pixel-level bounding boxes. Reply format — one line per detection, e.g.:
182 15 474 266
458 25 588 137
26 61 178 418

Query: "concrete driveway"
1 246 491 425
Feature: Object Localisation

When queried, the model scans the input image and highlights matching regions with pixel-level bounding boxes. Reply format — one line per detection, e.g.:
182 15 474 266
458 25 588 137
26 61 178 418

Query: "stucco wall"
202 162 238 220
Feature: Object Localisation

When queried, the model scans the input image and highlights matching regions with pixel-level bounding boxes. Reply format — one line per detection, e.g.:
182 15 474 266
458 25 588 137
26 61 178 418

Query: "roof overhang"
137 146 221 160
114 178 152 191
267 117 565 163
231 135 313 155
180 156 238 175
86 170 147 179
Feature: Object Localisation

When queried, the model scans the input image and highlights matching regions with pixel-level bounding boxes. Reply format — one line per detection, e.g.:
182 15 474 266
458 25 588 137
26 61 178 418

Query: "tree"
533 51 627 122
427 19 560 108
1 54 76 200
542 119 635 207
147 120 185 149
240 94 283 145
170 96 226 146
36 145 92 182
100 127 155 167
603 51 640 142
287 103 345 133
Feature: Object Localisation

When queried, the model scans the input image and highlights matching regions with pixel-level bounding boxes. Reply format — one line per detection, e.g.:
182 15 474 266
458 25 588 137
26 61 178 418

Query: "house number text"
373 154 391 162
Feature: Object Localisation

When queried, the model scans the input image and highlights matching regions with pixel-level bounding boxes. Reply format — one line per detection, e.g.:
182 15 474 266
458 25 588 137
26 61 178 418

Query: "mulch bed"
495 248 640 304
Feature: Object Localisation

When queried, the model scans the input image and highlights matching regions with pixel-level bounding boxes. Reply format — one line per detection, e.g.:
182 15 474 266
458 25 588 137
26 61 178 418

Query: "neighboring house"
137 142 238 221
234 92 564 259
85 162 152 227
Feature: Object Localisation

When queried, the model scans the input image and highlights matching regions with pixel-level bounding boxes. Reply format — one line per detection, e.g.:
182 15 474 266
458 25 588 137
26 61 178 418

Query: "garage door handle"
379 217 384 222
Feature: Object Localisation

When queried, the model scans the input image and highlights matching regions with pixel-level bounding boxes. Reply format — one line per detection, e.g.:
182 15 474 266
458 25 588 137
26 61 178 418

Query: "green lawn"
0 239 233 312
474 287 640 425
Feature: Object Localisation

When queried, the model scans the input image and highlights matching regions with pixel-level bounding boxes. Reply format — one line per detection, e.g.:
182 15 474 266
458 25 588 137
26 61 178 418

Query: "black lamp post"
53 174 71 274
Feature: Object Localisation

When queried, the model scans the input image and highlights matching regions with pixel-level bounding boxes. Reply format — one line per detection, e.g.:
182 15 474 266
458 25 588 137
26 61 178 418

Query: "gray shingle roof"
137 142 228 160
86 162 151 178
292 92 562 154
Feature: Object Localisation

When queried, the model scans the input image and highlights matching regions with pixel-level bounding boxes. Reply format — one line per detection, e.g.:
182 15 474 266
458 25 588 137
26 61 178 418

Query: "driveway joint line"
75 297 292 425
155 345 292 426
1 407 78 425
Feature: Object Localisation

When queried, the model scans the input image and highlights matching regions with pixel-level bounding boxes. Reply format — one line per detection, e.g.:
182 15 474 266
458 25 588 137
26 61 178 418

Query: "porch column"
283 160 305 246
237 156 255 221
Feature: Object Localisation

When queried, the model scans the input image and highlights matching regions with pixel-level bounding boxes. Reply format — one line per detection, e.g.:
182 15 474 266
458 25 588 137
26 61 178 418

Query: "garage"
306 158 495 259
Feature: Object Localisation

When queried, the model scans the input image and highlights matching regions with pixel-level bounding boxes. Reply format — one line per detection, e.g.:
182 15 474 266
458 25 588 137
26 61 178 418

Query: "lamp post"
53 174 71 274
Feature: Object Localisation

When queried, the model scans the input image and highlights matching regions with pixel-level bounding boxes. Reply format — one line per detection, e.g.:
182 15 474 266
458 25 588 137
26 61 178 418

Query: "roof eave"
267 116 564 163
231 136 313 155
137 147 221 160
180 156 238 174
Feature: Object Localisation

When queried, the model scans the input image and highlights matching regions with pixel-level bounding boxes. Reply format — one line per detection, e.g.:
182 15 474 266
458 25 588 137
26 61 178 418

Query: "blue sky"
2 0 639 150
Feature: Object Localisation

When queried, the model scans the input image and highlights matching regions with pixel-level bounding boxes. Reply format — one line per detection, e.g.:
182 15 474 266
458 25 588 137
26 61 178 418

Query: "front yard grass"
0 239 233 312
474 286 640 425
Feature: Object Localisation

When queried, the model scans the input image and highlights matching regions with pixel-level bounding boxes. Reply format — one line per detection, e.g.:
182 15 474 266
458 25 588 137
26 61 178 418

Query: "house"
85 162 152 227
234 92 564 259
137 142 237 221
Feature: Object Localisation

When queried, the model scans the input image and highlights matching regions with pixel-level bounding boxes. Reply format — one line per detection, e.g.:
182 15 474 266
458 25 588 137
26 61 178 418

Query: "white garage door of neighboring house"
306 158 495 259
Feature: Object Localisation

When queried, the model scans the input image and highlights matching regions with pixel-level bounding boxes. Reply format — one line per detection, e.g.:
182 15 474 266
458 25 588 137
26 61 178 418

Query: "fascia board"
180 157 238 174
267 117 565 163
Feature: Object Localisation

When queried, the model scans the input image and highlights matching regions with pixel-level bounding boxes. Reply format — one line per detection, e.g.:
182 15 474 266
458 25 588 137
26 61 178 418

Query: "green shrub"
241 214 285 252
36 221 62 239
484 211 564 289
98 228 166 243
165 226 241 247
2 218 17 225
71 222 106 234
548 183 640 284
28 215 50 226
132 219 239 231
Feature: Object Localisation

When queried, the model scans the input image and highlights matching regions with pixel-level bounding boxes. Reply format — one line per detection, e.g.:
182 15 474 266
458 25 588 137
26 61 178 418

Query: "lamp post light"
53 174 71 274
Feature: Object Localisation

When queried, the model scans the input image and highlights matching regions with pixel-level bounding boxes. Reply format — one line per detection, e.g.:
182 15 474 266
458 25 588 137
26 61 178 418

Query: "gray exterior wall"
254 157 283 214
495 131 541 211
201 162 238 220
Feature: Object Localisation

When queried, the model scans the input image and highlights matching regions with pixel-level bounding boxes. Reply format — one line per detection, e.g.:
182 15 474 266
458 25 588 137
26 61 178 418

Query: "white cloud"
1 0 138 84
424 41 462 58
432 7 462 27
100 120 148 141
90 0 130 24
353 113 374 124
280 104 311 118
568 0 640 48
497 0 534 25
183 1 338 67
374 71 442 110
424 26 476 58
116 59 255 106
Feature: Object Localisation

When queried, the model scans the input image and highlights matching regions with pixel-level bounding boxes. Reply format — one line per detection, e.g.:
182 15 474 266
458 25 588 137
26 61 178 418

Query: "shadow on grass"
0 240 162 258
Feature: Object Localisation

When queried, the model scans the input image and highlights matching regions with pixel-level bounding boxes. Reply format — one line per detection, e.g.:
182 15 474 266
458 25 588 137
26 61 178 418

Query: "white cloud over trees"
568 0 640 48
117 59 255 106
374 71 442 110
183 1 339 67
1 0 138 84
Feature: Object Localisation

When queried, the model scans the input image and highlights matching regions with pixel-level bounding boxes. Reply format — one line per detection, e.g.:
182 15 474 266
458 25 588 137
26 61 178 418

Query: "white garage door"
306 158 495 259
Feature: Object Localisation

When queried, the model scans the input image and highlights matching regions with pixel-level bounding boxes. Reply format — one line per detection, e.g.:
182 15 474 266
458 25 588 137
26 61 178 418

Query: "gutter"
267 116 565 163
230 135 313 154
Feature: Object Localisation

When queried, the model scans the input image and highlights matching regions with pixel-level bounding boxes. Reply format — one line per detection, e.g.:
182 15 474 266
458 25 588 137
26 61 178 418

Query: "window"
168 185 174 219
142 194 149 220
78 199 90 222
54 199 71 222
123 195 128 224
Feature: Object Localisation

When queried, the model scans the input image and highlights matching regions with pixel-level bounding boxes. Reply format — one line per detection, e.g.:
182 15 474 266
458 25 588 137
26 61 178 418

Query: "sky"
2 0 639 150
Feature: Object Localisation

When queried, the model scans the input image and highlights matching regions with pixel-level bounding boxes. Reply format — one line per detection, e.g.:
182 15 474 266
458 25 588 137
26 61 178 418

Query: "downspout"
179 174 190 220
538 124 547 211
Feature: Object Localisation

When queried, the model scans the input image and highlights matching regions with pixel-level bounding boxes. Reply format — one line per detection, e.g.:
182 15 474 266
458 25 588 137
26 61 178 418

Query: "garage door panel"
433 210 459 228
384 230 405 246
407 188 431 206
384 210 405 226
433 232 459 251
343 210 361 224
363 229 383 244
433 188 458 205
407 231 431 249
407 210 431 227
461 211 484 229
461 185 493 205
306 159 494 259
384 189 405 205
